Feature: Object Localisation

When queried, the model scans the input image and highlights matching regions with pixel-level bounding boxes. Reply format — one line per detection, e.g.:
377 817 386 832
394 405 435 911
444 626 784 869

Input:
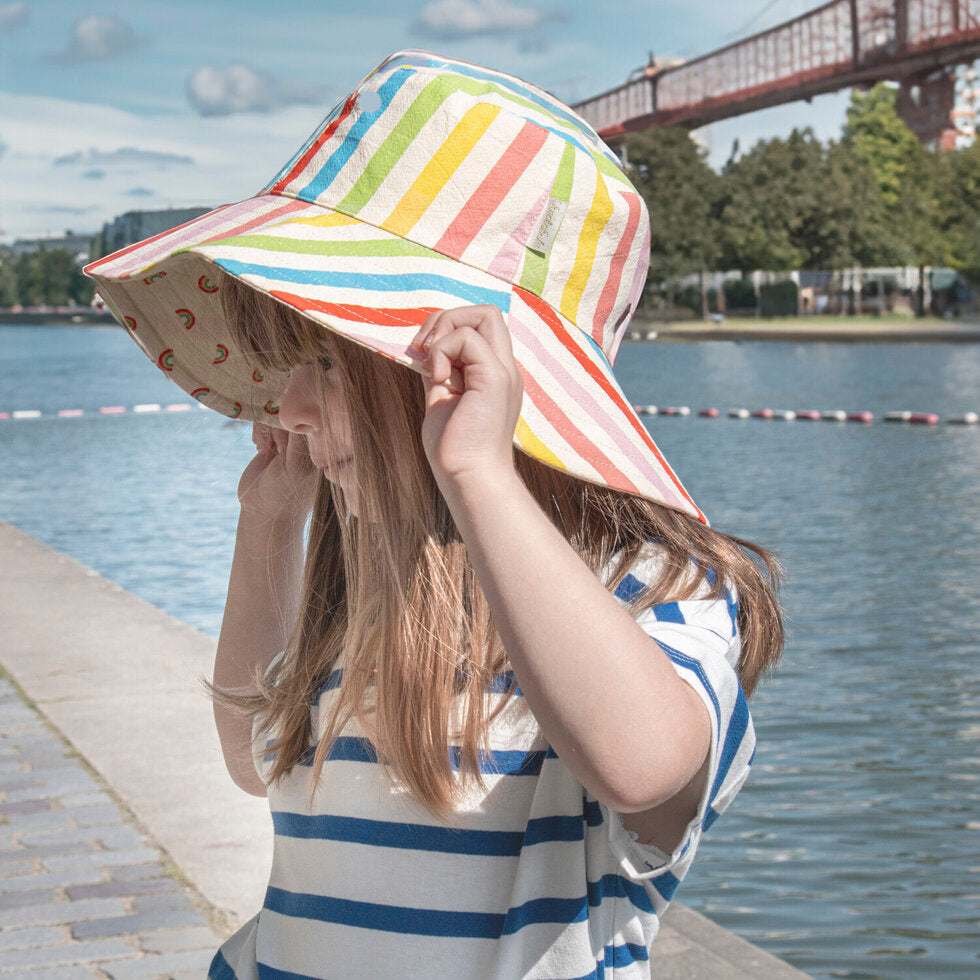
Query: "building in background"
95 207 211 259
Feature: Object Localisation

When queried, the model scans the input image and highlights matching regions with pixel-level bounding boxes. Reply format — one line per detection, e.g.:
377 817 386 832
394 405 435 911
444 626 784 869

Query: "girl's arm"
213 425 315 796
415 308 712 849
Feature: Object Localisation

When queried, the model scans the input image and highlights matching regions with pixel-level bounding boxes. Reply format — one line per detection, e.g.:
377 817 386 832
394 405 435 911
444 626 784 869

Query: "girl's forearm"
441 470 711 813
213 512 307 795
215 512 307 689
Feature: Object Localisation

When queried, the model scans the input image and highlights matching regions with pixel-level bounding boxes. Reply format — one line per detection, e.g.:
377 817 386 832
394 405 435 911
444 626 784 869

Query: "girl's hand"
237 423 317 528
412 305 523 491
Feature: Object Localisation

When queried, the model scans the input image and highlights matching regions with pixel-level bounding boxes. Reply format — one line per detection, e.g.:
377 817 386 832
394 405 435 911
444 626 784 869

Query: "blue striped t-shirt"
209 547 755 979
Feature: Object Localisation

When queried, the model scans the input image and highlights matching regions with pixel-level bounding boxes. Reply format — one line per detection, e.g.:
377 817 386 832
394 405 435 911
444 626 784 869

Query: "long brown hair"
216 275 783 817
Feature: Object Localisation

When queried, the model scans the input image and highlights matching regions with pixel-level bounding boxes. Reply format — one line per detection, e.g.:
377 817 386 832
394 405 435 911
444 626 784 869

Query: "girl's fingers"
413 306 516 374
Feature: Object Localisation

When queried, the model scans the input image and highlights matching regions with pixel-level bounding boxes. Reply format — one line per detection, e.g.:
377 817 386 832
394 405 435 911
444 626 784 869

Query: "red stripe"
591 192 641 344
520 369 640 495
435 121 549 258
514 287 703 519
270 291 438 327
199 199 309 244
271 93 358 195
83 203 236 273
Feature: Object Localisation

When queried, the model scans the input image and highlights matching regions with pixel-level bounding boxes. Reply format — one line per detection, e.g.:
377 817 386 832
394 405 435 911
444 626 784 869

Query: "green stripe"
449 76 632 188
337 77 456 214
202 233 449 260
518 142 577 295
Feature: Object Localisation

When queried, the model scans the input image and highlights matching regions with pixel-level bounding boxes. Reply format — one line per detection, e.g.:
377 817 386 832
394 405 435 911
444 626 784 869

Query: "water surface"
2 324 979 978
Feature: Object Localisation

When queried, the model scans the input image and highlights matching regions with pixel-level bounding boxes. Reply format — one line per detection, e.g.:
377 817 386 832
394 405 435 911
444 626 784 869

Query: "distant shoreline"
630 314 980 343
4 309 980 342
0 309 116 326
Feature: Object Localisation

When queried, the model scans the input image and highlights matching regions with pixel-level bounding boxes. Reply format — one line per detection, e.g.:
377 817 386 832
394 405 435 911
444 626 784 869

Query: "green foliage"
759 280 799 317
842 84 920 209
724 277 757 310
0 247 94 307
624 128 721 283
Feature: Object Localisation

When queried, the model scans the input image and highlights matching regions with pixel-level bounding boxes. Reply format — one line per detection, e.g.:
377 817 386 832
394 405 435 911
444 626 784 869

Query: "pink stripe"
435 121 549 261
591 191 641 344
608 219 651 366
96 197 311 280
509 312 681 505
519 367 640 495
488 186 550 280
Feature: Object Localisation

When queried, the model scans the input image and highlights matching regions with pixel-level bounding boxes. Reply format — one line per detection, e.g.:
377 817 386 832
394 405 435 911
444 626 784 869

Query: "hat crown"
263 51 649 365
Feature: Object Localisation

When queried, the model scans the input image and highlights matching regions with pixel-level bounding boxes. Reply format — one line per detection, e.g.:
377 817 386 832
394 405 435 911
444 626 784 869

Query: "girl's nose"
278 364 320 434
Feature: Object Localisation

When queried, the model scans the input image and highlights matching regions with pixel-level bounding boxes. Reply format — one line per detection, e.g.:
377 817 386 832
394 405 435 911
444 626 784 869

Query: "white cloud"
53 15 139 63
0 2 27 34
0 91 324 240
55 147 194 168
186 64 326 117
412 0 565 41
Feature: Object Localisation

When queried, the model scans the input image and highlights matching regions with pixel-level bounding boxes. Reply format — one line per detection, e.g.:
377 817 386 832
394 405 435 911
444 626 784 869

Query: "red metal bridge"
573 0 980 147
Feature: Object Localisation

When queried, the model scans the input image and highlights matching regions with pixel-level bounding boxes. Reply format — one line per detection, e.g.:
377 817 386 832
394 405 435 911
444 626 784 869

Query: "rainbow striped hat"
84 51 703 523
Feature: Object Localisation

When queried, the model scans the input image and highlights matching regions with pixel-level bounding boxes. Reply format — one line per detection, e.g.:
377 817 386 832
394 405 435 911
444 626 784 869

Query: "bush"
759 279 799 317
724 277 757 311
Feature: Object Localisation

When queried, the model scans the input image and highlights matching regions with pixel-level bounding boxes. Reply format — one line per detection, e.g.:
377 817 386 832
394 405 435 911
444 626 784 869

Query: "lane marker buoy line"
1 404 977 427
0 403 208 420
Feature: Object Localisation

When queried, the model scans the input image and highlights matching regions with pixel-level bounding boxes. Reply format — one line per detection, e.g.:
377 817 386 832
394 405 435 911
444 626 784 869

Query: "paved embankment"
0 520 808 978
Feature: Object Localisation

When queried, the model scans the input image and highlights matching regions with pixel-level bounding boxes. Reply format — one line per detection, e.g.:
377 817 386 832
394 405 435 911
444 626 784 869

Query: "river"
2 323 978 978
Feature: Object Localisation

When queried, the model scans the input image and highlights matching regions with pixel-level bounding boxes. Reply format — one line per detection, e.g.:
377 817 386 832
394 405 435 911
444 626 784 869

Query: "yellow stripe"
560 170 614 324
278 212 360 228
515 417 566 470
383 103 502 238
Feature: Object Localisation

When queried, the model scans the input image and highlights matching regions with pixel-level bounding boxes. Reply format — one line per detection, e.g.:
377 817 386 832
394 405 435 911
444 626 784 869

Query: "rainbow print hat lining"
84 50 704 524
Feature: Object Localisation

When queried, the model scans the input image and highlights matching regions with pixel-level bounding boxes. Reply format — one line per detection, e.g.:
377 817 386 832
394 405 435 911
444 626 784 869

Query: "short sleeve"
601 551 756 895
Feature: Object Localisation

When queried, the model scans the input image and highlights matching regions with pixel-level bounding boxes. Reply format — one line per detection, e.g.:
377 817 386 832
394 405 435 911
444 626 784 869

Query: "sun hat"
84 50 704 524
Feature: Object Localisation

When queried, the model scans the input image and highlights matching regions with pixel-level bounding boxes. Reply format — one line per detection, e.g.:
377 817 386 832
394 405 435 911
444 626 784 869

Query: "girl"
85 51 782 980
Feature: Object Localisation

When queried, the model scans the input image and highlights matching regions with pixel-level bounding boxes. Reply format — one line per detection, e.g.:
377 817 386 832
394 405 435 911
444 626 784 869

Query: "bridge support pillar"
897 69 958 148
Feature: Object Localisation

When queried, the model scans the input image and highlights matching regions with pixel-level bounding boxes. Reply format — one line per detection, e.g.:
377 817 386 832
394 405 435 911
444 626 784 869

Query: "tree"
718 128 824 272
939 139 980 285
623 127 721 312
0 258 18 306
842 84 920 210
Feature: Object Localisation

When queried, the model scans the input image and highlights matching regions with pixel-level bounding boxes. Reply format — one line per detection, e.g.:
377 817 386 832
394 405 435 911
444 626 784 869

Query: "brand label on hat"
527 197 567 255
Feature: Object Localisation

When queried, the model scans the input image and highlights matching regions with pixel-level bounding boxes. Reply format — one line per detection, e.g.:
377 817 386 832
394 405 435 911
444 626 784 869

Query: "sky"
0 0 855 242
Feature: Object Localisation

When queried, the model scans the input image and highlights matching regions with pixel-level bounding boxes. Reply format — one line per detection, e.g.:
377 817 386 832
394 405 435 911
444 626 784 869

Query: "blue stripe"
263 875 649 945
292 735 556 776
500 894 588 933
208 949 237 980
724 589 739 637
311 668 343 705
448 745 550 776
583 797 604 826
654 639 721 729
297 70 412 201
257 963 318 980
487 669 523 695
650 869 681 902
264 884 505 938
614 572 646 603
272 810 521 854
587 872 656 914
271 809 585 854
264 96 349 194
702 805 720 831
653 601 685 623
567 942 650 980
214 259 512 309
706 682 750 815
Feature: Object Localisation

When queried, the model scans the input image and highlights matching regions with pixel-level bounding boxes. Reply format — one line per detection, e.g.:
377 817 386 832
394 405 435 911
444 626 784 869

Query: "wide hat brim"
85 194 704 523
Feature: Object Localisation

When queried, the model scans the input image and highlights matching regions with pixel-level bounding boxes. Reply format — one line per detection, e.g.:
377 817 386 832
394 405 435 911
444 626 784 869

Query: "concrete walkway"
0 520 808 978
